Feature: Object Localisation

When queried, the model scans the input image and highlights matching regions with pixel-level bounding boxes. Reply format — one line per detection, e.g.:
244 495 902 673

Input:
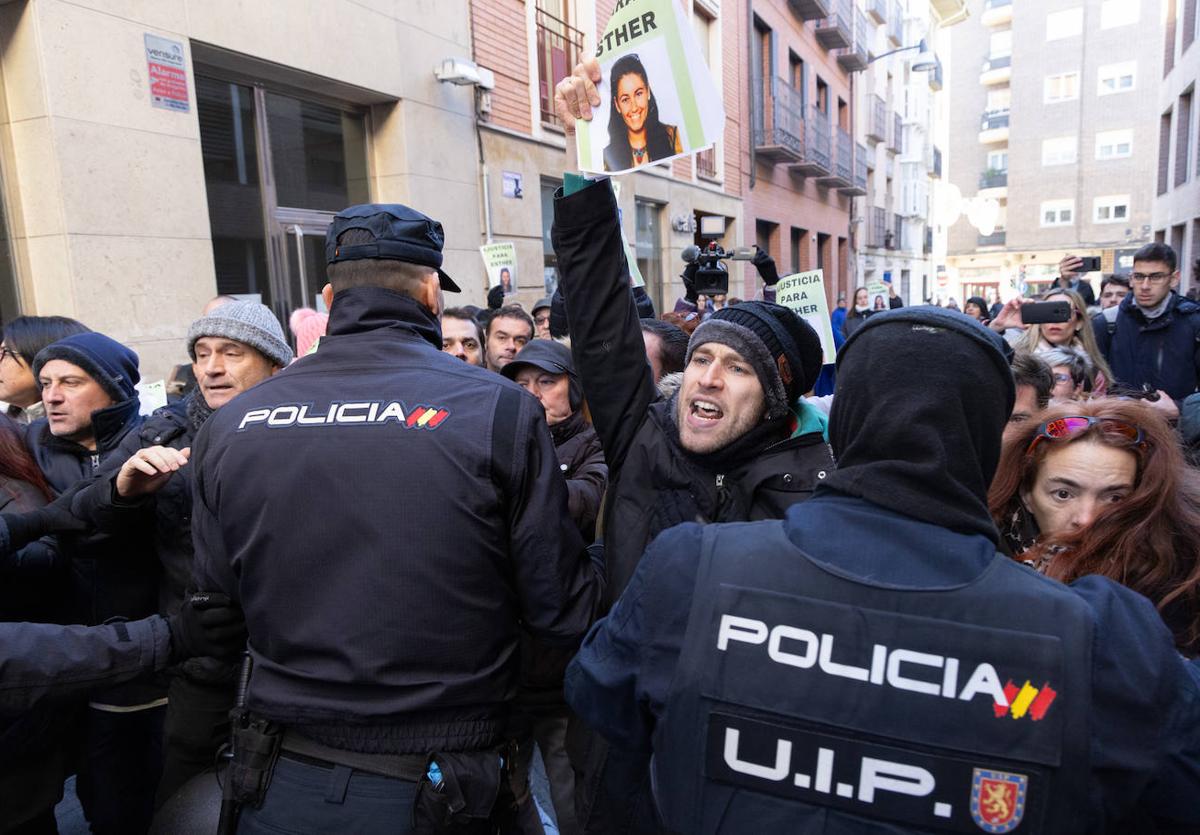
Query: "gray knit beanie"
187 301 293 367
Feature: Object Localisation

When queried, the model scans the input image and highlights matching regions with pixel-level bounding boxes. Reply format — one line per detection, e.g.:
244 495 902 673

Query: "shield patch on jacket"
970 768 1027 833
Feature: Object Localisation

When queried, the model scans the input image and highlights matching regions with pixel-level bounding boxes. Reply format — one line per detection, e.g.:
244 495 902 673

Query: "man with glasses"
1093 242 1200 405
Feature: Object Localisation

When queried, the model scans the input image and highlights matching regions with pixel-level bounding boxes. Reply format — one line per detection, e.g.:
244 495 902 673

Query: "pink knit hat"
289 308 328 359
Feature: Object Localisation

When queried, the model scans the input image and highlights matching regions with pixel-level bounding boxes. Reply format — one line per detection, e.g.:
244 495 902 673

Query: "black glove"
0 500 88 554
632 286 656 319
752 246 780 286
681 261 699 304
167 592 247 663
486 284 504 310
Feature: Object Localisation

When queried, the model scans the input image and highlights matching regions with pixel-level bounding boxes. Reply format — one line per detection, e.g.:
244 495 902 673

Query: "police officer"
190 204 603 833
565 307 1200 833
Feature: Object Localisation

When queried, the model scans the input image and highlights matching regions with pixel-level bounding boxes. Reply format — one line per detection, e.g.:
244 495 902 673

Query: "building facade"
1155 0 1200 289
470 0 747 315
946 0 1161 302
855 0 964 307
0 0 484 378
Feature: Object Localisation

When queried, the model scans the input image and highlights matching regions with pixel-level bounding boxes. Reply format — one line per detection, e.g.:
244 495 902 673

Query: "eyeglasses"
0 346 19 365
1130 272 1172 284
1026 415 1146 456
1051 372 1073 384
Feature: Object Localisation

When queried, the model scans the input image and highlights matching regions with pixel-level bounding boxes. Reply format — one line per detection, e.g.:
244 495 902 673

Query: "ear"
321 283 334 310
776 355 794 389
419 272 441 315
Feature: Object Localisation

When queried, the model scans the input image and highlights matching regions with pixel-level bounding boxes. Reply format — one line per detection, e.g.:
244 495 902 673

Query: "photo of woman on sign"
603 54 683 172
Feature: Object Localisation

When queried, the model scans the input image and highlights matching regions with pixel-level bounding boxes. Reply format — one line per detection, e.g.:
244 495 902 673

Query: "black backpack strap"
491 386 522 492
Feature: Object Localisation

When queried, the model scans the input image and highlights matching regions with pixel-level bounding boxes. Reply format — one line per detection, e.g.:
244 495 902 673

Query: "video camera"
681 216 754 298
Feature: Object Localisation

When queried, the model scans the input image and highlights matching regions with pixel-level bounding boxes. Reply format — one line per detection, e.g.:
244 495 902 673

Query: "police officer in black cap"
191 203 603 833
566 306 1200 834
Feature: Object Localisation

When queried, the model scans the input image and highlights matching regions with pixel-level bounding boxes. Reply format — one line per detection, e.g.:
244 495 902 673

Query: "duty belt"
281 728 427 782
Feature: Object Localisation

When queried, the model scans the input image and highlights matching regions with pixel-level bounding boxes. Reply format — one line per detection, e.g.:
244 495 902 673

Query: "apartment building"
946 0 1161 302
471 0 746 313
856 0 964 306
1155 0 1200 290
0 0 481 377
744 0 862 307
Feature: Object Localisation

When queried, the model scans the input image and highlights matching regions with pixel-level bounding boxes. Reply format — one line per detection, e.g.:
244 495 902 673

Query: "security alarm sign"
144 34 189 112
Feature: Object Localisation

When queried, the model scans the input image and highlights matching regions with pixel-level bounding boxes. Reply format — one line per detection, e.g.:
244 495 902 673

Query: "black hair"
3 315 90 367
604 54 676 170
1011 352 1054 410
1100 273 1131 293
485 304 534 340
441 307 484 349
640 318 689 375
1133 242 1177 273
964 296 990 320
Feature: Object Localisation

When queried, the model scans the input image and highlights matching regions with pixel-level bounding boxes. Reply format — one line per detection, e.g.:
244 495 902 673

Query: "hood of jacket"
824 307 1013 545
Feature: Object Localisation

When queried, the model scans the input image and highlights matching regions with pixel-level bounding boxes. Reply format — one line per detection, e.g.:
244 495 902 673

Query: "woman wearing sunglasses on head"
989 399 1200 655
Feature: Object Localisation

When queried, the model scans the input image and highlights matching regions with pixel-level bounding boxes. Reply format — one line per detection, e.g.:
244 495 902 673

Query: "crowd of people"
0 57 1198 835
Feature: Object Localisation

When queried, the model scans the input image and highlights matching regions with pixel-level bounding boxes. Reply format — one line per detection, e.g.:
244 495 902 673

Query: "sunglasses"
1026 416 1146 456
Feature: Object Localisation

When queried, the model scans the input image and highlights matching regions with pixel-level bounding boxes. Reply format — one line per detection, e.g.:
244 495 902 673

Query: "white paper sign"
576 0 726 175
136 380 168 416
479 242 518 293
775 270 836 366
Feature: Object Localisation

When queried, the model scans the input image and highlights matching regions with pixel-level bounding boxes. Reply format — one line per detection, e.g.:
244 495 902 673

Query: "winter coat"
191 286 602 753
552 178 835 610
551 410 607 543
1093 292 1200 402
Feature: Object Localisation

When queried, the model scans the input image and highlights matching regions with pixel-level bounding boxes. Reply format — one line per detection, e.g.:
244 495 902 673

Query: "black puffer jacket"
24 397 162 708
551 410 607 542
552 179 835 609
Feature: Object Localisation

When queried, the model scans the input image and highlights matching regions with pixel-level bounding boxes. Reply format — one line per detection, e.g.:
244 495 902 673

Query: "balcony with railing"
841 143 869 195
980 53 1012 85
888 1 903 45
928 57 943 91
815 0 853 50
890 113 904 154
868 0 887 24
819 127 854 188
788 0 833 22
978 229 1007 247
866 95 888 142
979 109 1010 143
836 7 870 71
981 0 1013 27
791 106 833 176
979 169 1008 190
696 146 718 180
753 77 806 162
536 8 586 126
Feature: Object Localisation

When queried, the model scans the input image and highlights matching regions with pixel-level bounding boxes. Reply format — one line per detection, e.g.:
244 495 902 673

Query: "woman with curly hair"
989 398 1200 654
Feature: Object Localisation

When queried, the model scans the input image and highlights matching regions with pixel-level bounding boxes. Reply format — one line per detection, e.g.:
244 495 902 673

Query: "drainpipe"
747 0 756 190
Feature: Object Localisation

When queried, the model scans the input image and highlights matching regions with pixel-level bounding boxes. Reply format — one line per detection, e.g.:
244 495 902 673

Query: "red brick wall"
472 0 533 133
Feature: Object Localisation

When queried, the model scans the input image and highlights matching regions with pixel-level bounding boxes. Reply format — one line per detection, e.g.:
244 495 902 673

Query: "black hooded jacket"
552 178 834 608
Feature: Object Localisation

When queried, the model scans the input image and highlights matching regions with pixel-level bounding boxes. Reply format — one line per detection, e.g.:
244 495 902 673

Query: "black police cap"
326 203 461 293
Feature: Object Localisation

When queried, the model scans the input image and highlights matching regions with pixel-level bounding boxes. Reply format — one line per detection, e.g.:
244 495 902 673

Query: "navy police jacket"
192 286 602 754
566 492 1200 833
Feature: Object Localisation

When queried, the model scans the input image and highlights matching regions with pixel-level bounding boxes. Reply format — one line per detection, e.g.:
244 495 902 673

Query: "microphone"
681 245 701 263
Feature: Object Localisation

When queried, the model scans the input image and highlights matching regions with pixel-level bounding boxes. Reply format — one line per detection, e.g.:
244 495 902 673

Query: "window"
1095 129 1134 159
987 88 1012 111
1100 0 1140 29
1044 72 1080 103
1042 136 1077 166
635 199 664 310
1097 61 1137 95
1046 8 1083 41
987 149 1008 171
1177 90 1193 187
1093 195 1130 223
1041 200 1075 227
541 178 562 295
196 74 367 321
535 2 585 126
989 30 1012 58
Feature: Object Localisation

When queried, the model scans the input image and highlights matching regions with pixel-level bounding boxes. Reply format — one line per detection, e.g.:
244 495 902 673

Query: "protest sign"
866 277 889 309
775 270 837 366
479 243 518 293
576 0 726 175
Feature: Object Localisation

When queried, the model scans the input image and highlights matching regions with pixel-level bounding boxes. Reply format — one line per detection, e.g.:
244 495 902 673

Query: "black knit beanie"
686 301 824 420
